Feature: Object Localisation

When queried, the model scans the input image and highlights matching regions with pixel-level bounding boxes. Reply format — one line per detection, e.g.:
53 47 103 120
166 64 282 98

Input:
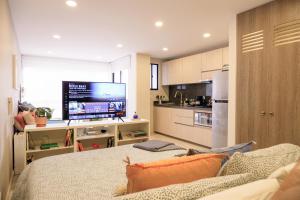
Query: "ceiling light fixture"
155 21 163 27
116 44 123 48
66 0 77 7
162 47 168 51
52 34 61 39
203 33 211 38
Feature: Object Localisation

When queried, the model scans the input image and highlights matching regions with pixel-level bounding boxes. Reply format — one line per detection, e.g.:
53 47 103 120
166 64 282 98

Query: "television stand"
117 117 124 122
67 119 72 126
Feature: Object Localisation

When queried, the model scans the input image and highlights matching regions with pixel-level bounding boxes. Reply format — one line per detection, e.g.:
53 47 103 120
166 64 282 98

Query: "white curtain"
22 56 112 119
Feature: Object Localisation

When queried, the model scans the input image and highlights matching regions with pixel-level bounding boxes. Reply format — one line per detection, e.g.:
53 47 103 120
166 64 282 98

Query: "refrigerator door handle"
212 99 229 103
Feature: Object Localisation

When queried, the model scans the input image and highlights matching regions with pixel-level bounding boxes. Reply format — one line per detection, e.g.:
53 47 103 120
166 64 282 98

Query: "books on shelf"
128 130 147 137
40 143 59 150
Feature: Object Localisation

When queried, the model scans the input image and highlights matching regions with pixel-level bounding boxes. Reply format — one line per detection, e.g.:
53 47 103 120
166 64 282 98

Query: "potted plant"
35 107 53 127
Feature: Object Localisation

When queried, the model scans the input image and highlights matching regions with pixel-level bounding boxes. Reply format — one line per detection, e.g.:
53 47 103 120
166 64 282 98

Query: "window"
150 63 158 90
22 56 112 119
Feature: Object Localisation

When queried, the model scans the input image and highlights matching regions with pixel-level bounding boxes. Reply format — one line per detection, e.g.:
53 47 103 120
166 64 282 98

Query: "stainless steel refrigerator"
212 70 229 148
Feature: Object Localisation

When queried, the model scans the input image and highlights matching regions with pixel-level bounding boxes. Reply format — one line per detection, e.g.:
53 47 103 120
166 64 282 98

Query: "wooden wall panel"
236 0 300 148
236 4 271 149
268 0 300 146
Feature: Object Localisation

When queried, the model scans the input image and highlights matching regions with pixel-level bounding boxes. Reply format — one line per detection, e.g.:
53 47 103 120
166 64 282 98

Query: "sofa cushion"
187 141 255 156
117 173 256 200
268 162 296 183
126 154 226 193
197 179 279 200
219 144 300 178
271 160 300 200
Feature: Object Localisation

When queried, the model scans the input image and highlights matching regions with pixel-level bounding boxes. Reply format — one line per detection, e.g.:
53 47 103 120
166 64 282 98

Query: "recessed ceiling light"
52 34 61 39
116 44 123 48
155 21 163 27
162 47 168 51
203 33 211 38
66 0 77 7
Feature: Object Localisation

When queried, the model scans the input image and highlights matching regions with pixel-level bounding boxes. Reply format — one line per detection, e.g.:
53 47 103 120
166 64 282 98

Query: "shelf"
118 136 148 143
76 133 114 141
27 144 74 153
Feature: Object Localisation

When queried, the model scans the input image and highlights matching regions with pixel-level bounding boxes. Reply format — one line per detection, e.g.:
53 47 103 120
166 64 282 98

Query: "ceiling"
9 0 272 62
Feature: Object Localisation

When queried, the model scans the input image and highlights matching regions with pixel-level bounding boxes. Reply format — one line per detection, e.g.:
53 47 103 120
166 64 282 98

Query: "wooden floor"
8 132 208 199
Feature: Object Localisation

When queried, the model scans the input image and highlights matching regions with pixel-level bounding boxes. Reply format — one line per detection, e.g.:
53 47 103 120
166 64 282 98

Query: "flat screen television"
62 81 126 120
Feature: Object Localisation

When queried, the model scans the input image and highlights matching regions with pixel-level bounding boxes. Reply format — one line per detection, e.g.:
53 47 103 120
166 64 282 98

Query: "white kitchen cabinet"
202 48 223 72
201 70 221 81
162 47 228 85
181 54 202 84
222 47 229 67
162 59 182 85
162 62 169 85
154 106 173 134
154 107 212 147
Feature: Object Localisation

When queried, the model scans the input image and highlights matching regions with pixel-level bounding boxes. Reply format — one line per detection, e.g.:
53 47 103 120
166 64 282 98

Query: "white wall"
22 56 111 119
228 15 237 146
110 56 131 117
134 54 151 120
150 58 169 133
0 0 21 199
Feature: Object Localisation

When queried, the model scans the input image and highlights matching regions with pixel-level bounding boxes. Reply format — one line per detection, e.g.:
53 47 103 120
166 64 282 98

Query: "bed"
12 144 186 200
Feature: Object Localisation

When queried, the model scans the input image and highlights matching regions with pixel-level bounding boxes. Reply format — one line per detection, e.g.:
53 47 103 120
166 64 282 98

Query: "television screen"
62 81 126 120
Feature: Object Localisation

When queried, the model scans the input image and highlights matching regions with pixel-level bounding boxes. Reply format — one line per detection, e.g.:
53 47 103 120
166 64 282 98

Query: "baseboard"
5 171 14 200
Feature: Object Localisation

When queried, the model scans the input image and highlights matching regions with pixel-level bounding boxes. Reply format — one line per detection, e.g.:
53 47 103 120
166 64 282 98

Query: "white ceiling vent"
274 19 300 46
242 30 264 53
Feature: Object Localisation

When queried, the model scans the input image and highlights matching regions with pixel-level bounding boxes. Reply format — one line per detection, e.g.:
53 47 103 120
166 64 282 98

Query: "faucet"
174 91 183 105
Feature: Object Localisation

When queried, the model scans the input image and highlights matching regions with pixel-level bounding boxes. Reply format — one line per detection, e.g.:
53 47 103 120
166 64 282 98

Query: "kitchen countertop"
154 103 212 112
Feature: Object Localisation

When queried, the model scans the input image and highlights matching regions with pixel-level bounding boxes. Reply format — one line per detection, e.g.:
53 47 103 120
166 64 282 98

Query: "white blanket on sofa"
12 145 186 200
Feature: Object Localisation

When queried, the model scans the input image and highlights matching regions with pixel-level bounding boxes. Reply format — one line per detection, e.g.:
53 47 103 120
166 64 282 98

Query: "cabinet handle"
260 111 266 116
269 112 274 116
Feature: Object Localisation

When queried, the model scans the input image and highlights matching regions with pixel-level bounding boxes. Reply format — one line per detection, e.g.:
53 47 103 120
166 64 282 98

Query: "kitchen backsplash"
169 83 212 104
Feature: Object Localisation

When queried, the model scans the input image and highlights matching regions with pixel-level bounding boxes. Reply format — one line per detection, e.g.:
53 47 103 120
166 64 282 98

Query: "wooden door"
181 54 202 84
267 0 300 146
236 4 271 149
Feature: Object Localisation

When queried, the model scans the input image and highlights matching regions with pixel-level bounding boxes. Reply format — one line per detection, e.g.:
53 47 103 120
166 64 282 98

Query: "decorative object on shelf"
101 129 107 134
133 112 139 119
35 107 53 127
40 143 58 150
92 143 101 149
65 129 73 147
77 142 84 152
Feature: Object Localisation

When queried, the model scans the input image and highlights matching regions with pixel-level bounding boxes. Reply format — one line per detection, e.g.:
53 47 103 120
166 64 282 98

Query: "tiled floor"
8 133 208 199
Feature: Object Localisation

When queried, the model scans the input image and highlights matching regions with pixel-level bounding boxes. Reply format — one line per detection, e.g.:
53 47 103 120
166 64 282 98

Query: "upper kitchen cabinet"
222 47 229 67
201 48 223 71
162 58 182 85
162 47 228 85
181 54 202 84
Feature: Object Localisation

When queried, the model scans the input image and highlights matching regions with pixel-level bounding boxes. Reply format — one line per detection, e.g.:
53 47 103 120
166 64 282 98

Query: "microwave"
194 111 212 127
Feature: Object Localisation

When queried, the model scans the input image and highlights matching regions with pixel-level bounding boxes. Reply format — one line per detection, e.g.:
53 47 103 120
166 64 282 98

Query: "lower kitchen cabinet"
154 106 212 147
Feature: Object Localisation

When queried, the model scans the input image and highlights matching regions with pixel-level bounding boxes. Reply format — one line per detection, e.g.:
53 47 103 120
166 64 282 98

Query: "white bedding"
12 145 186 200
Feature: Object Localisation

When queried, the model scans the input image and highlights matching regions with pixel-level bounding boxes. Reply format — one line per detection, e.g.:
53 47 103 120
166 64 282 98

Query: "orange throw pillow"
126 154 226 193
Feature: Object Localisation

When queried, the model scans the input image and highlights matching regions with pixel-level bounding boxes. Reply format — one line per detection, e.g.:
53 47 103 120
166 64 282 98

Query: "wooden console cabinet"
16 119 149 173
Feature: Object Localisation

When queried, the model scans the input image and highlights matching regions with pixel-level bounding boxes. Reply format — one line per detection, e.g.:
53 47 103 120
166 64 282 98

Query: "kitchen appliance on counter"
212 70 229 148
195 96 212 107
